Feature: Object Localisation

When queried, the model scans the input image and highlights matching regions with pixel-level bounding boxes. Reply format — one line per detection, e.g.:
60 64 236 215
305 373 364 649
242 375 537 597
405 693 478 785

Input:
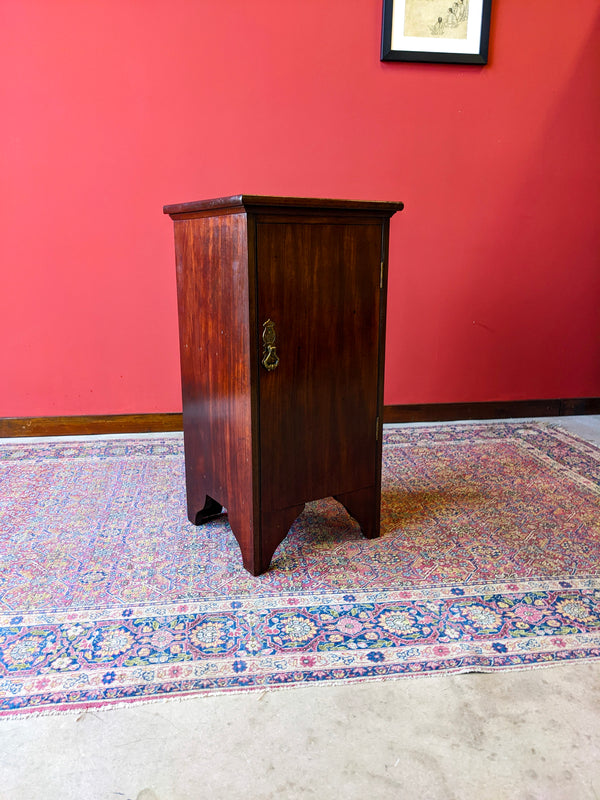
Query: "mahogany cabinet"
164 196 403 575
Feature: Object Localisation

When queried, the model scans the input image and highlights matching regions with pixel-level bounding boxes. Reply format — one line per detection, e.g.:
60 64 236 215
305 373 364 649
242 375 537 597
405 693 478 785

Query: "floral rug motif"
0 423 599 716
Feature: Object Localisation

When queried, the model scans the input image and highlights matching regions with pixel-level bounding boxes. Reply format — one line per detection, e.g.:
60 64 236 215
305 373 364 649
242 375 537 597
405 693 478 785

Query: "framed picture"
381 0 492 64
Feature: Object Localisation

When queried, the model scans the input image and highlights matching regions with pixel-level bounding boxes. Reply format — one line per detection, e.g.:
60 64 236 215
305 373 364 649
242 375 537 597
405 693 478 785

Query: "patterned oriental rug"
0 423 599 717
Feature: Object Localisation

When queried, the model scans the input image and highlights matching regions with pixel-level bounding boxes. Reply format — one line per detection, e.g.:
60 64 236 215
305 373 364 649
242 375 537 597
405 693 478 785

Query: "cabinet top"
163 195 404 218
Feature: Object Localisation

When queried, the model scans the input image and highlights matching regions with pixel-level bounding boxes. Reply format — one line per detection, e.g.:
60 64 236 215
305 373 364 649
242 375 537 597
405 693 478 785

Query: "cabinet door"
256 219 383 511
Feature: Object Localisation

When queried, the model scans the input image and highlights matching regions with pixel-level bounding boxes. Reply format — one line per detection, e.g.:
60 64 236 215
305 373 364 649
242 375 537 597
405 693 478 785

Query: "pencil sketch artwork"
404 0 469 39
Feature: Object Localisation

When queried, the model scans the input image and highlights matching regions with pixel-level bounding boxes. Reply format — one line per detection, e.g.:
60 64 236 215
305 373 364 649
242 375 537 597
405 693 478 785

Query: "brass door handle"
262 319 280 371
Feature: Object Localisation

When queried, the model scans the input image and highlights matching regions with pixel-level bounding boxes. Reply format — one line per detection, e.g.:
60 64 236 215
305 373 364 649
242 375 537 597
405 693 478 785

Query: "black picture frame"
381 0 492 64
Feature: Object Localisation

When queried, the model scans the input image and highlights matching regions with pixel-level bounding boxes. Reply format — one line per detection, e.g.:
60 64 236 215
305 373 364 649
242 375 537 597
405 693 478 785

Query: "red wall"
1 0 599 417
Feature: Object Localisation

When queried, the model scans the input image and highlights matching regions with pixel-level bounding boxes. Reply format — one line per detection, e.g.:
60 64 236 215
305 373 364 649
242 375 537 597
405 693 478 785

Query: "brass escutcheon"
262 319 279 371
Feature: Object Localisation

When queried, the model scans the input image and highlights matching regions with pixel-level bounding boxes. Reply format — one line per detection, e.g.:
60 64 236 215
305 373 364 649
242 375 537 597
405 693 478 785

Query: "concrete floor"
1 416 599 800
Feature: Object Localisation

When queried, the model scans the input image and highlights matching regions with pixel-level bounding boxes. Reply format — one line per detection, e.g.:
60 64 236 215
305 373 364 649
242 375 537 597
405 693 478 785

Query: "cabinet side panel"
173 213 254 522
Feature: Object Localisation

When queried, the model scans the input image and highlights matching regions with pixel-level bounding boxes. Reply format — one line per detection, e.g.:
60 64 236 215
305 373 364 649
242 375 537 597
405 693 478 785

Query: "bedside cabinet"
164 195 403 575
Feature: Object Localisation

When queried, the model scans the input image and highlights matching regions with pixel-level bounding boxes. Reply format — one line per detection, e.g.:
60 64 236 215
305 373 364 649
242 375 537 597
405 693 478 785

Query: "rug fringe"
4 656 600 722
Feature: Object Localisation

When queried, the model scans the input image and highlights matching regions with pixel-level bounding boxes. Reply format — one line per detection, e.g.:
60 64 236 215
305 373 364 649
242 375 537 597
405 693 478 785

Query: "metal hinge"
380 261 384 289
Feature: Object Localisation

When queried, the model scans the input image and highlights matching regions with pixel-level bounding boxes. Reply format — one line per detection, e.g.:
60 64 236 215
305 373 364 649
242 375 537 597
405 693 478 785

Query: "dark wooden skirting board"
384 398 600 423
0 413 184 438
1 399 599 438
